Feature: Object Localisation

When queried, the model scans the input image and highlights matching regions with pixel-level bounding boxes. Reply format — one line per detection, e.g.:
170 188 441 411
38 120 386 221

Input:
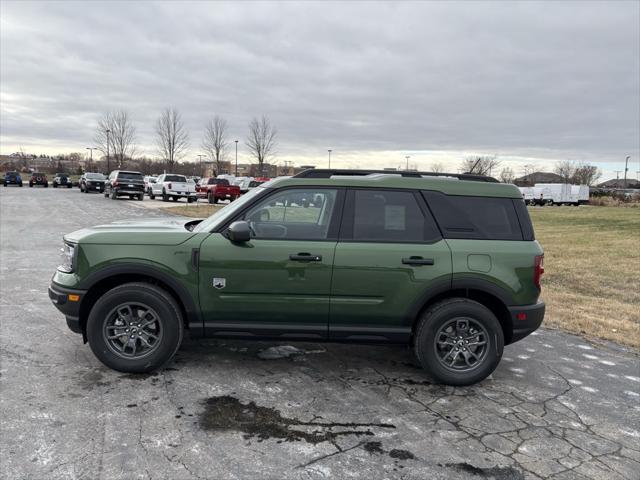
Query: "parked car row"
3 171 52 187
3 170 272 204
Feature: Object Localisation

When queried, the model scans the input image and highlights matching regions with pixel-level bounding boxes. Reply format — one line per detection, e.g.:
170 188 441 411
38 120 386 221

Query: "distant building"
596 178 640 189
513 172 564 187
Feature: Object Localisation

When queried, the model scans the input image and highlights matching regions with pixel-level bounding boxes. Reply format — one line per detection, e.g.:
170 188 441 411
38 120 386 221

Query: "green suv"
49 169 544 386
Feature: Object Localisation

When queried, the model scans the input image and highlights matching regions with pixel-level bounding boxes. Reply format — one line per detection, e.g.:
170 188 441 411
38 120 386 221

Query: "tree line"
93 108 277 175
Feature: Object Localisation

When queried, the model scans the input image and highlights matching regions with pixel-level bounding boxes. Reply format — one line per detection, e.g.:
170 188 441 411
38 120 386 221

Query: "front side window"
348 189 438 243
242 188 338 240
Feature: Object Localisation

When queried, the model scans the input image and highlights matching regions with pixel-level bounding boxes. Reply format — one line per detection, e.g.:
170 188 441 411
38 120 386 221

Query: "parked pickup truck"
150 174 198 203
196 177 241 203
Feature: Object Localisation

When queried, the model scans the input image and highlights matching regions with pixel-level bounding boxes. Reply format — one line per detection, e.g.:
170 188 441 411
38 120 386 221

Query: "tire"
53 183 58 188
413 298 504 386
207 192 214 204
86 283 184 373
67 184 72 189
138 194 144 201
162 190 169 202
149 193 155 200
187 196 195 204
104 190 109 198
129 195 134 199
19 183 23 187
111 190 118 200
29 182 33 187
44 183 48 188
172 196 178 202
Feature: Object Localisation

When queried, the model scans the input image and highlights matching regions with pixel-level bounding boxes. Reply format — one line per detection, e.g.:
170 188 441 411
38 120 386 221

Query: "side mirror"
227 221 251 243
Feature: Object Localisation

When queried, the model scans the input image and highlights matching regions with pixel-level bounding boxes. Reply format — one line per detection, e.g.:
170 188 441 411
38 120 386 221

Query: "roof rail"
293 169 499 183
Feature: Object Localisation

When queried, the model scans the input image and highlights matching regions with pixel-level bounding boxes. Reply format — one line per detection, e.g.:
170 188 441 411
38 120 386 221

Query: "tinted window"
422 191 523 240
210 178 229 185
117 172 143 181
86 173 105 180
243 188 338 240
348 190 439 243
164 175 186 182
512 199 535 241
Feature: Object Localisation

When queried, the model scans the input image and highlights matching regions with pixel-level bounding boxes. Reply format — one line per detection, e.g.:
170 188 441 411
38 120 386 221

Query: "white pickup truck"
149 174 198 203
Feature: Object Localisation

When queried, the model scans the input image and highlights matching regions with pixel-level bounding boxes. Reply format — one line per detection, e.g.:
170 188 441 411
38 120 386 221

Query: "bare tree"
573 161 601 186
521 163 535 177
155 108 189 169
554 160 577 183
429 162 444 173
246 115 277 175
94 110 137 169
499 166 515 183
201 116 229 175
460 155 501 176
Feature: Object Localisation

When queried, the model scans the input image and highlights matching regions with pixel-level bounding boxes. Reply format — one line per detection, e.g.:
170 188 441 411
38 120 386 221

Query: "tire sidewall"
86 284 183 373
415 300 504 386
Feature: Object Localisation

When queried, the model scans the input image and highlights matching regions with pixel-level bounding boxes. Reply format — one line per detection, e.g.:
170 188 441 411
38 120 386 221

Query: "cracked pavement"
1 187 639 479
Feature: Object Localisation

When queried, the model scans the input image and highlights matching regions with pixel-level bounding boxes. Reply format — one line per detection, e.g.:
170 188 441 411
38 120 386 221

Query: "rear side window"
343 189 441 243
422 191 523 240
512 199 535 240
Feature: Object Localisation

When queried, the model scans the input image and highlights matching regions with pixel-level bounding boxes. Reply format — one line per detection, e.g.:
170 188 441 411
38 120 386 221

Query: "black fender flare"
405 277 515 327
78 263 202 336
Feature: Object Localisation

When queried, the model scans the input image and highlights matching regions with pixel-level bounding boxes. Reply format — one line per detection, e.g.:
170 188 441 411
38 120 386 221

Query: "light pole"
624 155 630 189
405 155 410 171
235 140 239 177
328 149 332 168
196 154 205 177
86 147 97 171
106 129 111 173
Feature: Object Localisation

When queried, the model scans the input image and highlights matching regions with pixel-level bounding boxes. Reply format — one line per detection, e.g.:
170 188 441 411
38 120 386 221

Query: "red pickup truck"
196 177 241 203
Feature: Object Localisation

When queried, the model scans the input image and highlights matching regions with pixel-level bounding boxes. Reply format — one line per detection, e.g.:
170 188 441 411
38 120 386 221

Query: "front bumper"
49 282 87 334
507 301 545 344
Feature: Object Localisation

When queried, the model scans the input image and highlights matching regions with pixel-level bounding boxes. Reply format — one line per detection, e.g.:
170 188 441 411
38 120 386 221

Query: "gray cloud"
1 1 638 173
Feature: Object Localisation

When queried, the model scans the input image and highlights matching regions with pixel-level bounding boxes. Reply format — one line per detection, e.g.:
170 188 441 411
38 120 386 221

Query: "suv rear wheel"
86 283 184 373
414 298 503 386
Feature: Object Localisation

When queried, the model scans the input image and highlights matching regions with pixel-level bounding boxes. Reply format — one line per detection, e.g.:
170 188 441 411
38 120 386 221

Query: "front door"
329 188 452 342
198 187 343 339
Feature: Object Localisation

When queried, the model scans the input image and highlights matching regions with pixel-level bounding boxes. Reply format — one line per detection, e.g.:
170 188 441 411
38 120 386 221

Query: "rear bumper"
507 301 545 344
49 282 86 334
114 188 144 195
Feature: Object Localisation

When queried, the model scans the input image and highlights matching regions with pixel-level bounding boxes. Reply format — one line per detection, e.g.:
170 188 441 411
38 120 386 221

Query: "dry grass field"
529 206 639 348
166 203 640 349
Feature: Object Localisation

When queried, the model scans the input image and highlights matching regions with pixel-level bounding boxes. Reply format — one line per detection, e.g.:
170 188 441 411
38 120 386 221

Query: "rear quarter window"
422 191 523 241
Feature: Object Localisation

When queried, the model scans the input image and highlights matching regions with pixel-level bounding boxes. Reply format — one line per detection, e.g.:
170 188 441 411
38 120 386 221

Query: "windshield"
86 173 105 179
193 187 266 233
165 175 187 182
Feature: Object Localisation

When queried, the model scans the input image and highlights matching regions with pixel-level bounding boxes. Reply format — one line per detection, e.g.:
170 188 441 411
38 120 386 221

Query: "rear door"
329 188 452 342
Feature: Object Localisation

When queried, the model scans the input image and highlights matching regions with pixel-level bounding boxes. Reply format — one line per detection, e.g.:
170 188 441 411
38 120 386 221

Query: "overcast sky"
1 1 639 178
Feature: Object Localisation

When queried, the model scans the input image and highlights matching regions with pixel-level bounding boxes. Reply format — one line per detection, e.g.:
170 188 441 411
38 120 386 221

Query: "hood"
64 217 204 245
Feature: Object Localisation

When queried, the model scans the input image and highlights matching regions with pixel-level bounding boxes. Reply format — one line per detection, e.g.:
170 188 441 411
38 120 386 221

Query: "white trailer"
571 185 590 204
532 183 587 206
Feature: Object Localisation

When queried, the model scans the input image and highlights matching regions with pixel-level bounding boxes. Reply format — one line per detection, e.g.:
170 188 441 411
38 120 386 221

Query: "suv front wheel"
414 298 504 386
86 283 184 373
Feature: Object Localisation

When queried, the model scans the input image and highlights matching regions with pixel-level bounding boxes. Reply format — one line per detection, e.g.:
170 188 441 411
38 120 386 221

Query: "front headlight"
59 242 76 273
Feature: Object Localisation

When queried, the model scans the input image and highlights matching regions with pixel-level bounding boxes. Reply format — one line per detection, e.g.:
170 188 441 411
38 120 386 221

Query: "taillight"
534 255 544 290
168 183 172 189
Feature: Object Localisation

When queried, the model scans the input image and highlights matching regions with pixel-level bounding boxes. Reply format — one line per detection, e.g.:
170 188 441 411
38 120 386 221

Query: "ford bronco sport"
49 169 544 386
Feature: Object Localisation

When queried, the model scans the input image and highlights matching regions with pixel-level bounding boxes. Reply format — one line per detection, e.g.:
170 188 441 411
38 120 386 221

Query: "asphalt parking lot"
1 186 639 480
